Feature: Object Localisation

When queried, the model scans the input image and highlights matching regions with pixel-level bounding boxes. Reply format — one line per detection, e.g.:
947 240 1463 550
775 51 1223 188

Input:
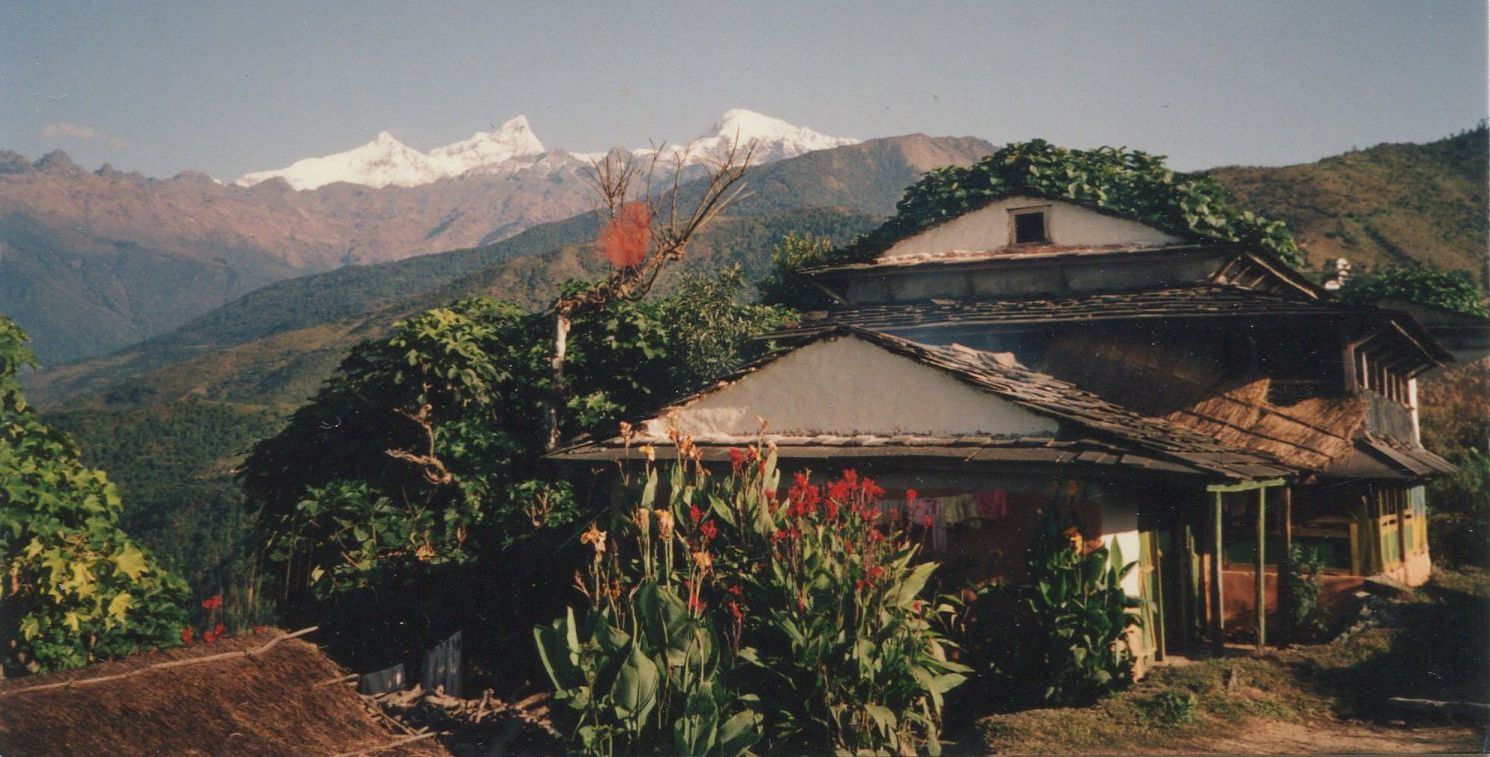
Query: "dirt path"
1185 718 1484 755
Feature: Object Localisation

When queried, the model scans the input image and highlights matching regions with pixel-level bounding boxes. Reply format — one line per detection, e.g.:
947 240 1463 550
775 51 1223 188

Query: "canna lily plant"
535 436 967 755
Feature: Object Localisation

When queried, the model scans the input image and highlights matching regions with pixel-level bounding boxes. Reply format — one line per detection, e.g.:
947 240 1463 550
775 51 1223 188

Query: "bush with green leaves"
837 139 1304 268
756 233 838 311
0 317 188 674
537 441 966 755
1023 514 1143 706
1281 544 1329 642
1338 266 1489 317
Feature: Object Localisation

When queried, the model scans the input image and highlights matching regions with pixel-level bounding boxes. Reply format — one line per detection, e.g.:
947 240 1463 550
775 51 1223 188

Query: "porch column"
1255 486 1267 654
1279 487 1293 647
1210 490 1225 655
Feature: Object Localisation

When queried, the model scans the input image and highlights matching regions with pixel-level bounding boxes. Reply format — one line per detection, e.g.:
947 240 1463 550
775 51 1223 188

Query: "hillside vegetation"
1210 125 1487 276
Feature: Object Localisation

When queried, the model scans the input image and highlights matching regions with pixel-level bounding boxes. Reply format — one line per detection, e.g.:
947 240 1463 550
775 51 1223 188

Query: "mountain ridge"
233 109 857 190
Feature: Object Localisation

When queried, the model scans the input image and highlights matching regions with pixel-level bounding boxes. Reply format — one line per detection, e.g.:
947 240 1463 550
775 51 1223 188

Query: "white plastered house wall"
879 195 1185 260
641 336 1059 439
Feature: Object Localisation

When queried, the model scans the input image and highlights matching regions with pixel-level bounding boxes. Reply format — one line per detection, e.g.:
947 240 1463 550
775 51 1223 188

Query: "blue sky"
2 1 1485 179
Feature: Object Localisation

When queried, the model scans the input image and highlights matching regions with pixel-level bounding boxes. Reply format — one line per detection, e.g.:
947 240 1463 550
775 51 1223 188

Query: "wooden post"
1211 490 1225 655
1396 488 1409 582
1255 486 1267 654
1279 486 1293 647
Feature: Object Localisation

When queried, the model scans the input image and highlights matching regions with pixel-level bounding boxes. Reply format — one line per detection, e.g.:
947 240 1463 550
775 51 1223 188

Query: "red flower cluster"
202 623 226 644
181 626 193 645
786 473 820 518
699 518 718 544
689 503 704 526
201 594 223 611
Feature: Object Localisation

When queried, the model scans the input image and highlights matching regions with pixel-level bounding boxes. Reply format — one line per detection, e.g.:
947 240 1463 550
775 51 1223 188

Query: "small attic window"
1011 208 1049 245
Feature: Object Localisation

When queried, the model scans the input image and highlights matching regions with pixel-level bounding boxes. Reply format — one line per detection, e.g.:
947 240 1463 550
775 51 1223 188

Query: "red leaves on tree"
597 202 652 269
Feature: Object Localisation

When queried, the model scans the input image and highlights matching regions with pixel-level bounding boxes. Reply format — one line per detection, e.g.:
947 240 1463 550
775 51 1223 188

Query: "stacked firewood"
358 685 556 756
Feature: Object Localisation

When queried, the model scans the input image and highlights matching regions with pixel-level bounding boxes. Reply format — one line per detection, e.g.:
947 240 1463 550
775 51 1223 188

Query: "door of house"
1137 531 1163 660
1153 526 1201 652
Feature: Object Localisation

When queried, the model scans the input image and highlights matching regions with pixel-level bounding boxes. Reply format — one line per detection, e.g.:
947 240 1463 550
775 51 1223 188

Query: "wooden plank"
1280 486 1293 647
1207 478 1286 494
1256 486 1267 654
1211 490 1225 655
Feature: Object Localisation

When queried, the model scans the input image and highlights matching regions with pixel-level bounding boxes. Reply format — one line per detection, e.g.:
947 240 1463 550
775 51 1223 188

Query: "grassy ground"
960 567 1490 755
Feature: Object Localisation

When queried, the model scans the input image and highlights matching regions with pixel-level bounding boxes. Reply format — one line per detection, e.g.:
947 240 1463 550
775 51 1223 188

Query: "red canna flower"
728 447 745 471
689 503 703 526
201 594 223 611
699 519 718 543
214 623 225 638
181 626 194 645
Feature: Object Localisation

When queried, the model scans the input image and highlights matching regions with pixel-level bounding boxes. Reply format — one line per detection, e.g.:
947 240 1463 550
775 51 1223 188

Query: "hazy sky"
3 1 1485 180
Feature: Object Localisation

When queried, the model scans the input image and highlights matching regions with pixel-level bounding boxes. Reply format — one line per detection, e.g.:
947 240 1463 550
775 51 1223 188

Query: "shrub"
1281 544 1329 641
1148 688 1199 726
0 317 188 674
1023 514 1142 706
536 440 966 755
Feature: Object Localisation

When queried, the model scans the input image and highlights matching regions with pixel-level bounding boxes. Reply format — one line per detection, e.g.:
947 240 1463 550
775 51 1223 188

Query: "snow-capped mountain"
236 110 857 190
653 109 860 166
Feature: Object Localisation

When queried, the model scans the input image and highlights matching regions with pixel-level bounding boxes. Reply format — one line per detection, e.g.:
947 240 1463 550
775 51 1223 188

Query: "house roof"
552 327 1296 481
0 630 447 757
765 285 1452 369
1321 434 1458 481
802 241 1212 275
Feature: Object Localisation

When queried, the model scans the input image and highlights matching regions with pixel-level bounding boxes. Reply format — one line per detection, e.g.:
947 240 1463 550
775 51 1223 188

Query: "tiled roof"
1322 434 1458 481
552 327 1297 481
765 286 1452 366
769 286 1323 337
800 243 1217 275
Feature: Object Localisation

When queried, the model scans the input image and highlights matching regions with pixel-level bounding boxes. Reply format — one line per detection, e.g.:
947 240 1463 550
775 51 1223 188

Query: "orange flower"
653 509 675 541
580 522 608 560
1060 525 1083 551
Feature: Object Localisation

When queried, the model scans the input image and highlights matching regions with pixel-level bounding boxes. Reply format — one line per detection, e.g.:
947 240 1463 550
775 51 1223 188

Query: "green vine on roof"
840 139 1304 268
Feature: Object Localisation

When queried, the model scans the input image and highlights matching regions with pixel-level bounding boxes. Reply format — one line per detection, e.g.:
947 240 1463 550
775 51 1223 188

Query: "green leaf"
609 643 659 723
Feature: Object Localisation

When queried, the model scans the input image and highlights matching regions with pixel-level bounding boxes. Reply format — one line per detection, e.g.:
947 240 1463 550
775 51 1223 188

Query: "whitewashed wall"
643 336 1059 439
880 196 1184 260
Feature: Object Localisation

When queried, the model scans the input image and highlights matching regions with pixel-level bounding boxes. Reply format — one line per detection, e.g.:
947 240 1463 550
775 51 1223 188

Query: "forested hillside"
1210 125 1487 277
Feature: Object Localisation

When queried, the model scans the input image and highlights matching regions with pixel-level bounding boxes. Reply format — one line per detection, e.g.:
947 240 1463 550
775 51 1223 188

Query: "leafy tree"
240 272 789 673
837 139 1305 267
0 317 188 674
1338 266 1490 317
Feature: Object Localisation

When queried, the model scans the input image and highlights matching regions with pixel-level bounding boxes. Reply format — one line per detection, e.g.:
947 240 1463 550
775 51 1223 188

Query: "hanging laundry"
938 494 974 526
974 491 1009 519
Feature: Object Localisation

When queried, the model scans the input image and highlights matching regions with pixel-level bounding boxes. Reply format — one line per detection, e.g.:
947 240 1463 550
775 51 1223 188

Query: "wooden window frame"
1009 206 1052 246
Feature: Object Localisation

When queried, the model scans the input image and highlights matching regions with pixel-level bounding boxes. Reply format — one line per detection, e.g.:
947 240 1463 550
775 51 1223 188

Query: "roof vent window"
1012 210 1049 245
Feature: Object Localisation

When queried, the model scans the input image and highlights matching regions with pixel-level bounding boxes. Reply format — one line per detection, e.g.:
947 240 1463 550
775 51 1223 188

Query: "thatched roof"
0 629 448 757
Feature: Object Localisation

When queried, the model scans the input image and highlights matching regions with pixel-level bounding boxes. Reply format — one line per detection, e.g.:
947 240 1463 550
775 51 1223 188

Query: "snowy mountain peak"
664 109 858 166
429 115 545 172
236 110 856 190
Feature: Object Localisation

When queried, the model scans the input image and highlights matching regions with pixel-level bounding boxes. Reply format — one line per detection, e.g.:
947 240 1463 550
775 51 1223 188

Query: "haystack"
0 629 449 757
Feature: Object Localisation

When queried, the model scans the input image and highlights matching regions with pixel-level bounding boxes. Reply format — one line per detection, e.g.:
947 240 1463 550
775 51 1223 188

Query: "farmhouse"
554 193 1455 661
